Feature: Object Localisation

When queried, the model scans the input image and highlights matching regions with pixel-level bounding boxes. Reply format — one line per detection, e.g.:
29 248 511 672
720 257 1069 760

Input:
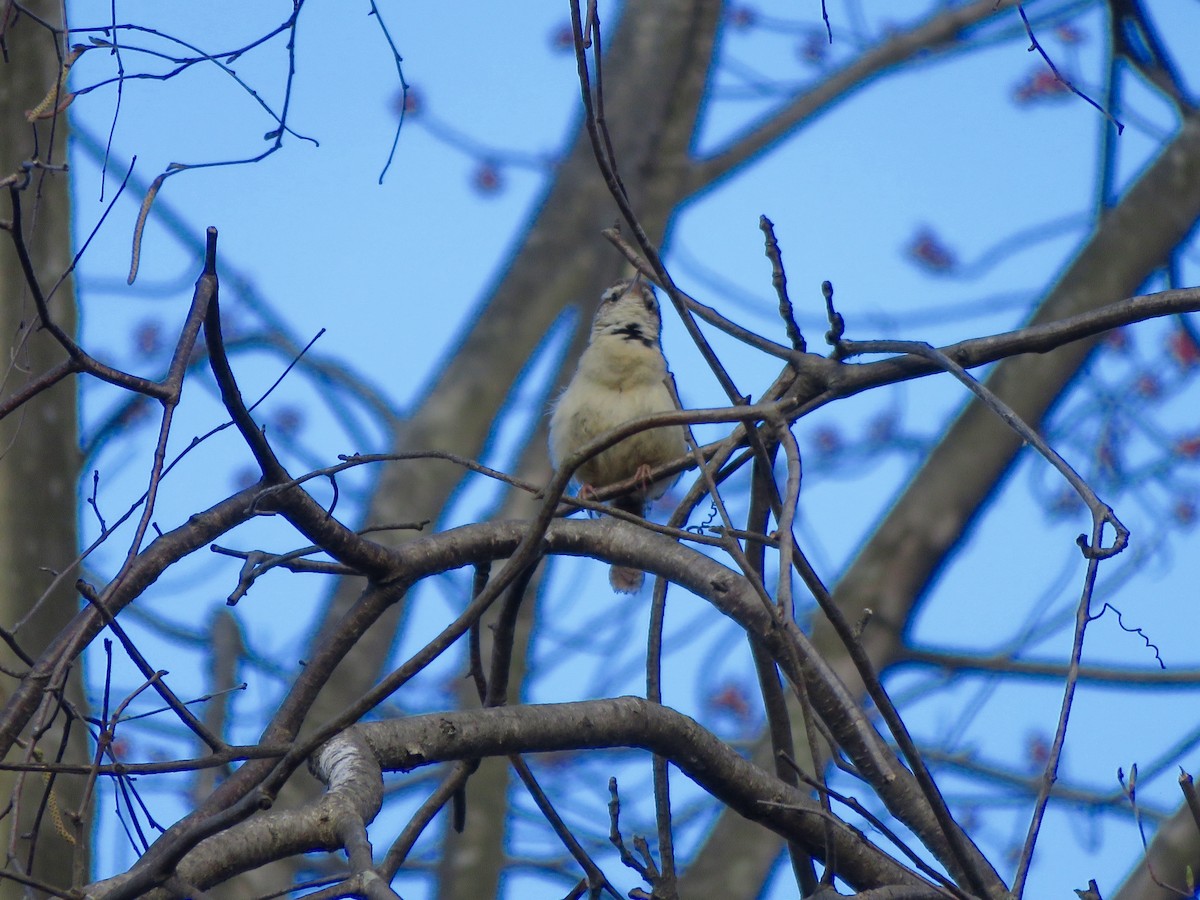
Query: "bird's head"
589 278 662 348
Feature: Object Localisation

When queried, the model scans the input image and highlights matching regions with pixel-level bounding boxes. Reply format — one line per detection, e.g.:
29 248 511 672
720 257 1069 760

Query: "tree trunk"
0 3 90 895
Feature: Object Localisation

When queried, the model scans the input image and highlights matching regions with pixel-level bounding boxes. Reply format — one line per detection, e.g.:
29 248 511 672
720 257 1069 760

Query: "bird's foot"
577 483 602 518
633 463 656 497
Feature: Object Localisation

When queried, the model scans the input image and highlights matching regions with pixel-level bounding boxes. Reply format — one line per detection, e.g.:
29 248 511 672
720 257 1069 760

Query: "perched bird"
549 278 686 592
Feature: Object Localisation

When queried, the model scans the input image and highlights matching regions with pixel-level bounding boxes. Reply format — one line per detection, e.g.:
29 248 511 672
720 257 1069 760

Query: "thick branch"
87 700 933 897
87 729 384 899
93 515 999 899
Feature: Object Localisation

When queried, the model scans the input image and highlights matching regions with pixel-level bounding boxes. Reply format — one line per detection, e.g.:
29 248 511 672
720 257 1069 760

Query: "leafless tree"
2 2 1200 899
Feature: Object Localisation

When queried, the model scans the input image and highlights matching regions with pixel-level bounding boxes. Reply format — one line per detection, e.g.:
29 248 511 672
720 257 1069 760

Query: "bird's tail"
610 493 647 593
609 564 644 593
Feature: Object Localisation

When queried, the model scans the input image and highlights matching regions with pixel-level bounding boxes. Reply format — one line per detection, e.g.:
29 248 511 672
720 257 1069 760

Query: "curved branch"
87 699 935 897
822 287 1200 401
87 728 384 899
89 515 998 899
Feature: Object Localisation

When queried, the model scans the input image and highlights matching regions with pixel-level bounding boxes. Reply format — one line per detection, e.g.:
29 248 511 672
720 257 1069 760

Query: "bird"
549 277 687 592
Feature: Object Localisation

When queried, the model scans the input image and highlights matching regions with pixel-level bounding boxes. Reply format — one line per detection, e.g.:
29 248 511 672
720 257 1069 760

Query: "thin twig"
1016 3 1123 134
759 215 805 351
645 572 676 894
777 753 969 900
745 446 819 895
1011 514 1107 895
76 581 225 751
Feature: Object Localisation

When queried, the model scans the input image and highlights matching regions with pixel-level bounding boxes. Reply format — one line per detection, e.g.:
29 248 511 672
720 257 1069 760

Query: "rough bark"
0 3 90 895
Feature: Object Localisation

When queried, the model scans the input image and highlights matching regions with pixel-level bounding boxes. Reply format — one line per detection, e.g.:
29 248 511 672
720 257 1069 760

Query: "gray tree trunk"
0 3 90 895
